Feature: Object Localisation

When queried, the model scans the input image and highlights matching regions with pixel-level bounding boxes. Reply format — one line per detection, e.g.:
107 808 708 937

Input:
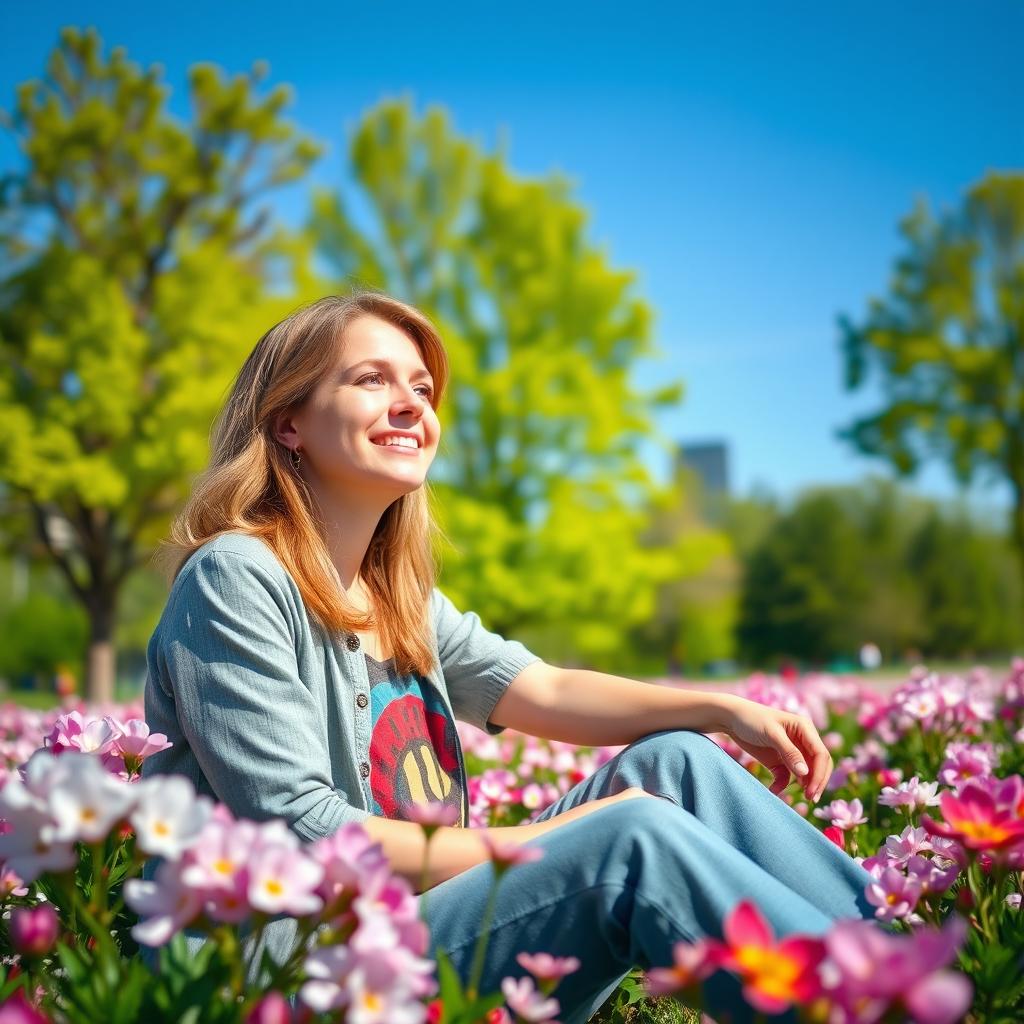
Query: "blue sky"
3 1 1022 509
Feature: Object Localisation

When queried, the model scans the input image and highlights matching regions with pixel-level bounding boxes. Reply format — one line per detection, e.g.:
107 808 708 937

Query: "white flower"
0 780 76 882
129 776 213 860
46 753 136 843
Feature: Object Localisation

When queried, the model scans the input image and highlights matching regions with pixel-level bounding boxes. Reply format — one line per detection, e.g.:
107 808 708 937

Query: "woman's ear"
273 412 301 450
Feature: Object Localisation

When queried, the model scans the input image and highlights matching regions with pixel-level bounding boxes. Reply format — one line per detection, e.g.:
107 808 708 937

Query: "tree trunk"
84 594 117 705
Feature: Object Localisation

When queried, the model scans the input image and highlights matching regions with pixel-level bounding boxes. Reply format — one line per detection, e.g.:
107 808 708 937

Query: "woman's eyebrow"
346 358 433 380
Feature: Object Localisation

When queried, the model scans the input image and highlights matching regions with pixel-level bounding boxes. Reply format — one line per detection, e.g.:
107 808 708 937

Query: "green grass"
0 681 143 710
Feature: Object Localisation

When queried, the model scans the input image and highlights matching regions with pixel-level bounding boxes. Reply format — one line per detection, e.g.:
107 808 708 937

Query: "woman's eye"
358 372 385 385
415 385 434 398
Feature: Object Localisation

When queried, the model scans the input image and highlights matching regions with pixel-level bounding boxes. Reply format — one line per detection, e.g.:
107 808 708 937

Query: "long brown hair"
159 291 451 677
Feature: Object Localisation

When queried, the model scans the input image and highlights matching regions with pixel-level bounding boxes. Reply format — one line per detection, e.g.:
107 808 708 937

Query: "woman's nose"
391 387 426 416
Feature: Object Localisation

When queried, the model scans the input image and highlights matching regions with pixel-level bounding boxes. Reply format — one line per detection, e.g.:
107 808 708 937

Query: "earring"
290 446 302 470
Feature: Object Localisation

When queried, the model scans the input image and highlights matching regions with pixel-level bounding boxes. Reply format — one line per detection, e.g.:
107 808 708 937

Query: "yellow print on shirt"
402 742 454 804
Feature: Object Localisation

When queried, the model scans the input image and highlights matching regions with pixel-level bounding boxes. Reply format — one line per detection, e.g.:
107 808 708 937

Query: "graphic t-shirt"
365 653 467 827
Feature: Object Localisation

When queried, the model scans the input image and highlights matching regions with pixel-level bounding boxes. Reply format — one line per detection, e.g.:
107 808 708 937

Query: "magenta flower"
243 992 292 1024
922 775 1024 854
865 866 922 922
0 990 51 1024
905 854 960 897
501 976 560 1022
9 903 59 957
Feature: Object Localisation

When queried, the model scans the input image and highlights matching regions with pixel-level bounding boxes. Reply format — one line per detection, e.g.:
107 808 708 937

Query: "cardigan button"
359 761 370 779
356 693 368 709
345 633 361 652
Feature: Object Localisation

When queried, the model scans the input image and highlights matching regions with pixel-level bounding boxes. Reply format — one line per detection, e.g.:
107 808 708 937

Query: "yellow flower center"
955 819 1012 844
153 821 170 836
734 945 801 999
213 859 235 875
265 879 284 896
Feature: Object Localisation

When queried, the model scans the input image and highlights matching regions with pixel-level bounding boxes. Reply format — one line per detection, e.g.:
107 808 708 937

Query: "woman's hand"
716 696 833 803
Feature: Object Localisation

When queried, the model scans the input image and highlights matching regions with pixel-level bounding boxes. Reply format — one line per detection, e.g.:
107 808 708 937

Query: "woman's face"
282 315 441 501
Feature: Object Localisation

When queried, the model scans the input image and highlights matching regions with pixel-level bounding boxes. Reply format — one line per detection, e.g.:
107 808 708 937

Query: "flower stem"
465 867 504 1000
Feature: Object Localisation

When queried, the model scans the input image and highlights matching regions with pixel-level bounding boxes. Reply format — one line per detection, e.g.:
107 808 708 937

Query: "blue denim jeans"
422 728 878 1024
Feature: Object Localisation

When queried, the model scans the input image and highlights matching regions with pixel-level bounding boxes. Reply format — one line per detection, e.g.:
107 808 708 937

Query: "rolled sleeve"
431 588 541 735
160 551 369 840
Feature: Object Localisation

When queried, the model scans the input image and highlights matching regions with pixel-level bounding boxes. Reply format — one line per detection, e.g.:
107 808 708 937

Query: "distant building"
677 441 730 496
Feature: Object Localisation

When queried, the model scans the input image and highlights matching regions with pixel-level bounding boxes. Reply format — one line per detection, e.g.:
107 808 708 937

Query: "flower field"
0 662 1021 1024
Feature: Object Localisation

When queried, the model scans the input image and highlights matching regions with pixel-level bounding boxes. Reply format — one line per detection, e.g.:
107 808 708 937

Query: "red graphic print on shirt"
368 672 465 826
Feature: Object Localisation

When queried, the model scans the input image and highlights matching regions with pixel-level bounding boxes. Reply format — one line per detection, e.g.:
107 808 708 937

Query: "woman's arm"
364 788 655 892
491 661 833 804
157 550 371 839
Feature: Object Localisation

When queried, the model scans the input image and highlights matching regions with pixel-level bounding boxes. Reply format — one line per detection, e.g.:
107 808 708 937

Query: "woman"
143 291 876 1023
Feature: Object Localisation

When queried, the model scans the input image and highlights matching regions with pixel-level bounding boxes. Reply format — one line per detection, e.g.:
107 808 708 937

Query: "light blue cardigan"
141 531 540 836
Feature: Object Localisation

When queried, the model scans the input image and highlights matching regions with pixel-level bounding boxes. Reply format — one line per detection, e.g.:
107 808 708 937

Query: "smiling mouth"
370 439 421 454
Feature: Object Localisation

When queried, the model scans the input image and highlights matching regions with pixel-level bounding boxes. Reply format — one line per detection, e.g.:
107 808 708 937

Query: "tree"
308 99 712 670
839 172 1024 586
737 490 872 666
907 510 1024 659
0 28 322 700
735 479 1024 666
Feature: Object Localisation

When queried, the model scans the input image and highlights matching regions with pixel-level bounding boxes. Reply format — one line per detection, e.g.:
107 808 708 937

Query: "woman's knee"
619 727 724 772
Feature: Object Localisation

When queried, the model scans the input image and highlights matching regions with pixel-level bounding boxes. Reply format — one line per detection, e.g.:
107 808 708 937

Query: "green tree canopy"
839 172 1024 584
735 479 1023 666
308 99 722 670
0 28 322 699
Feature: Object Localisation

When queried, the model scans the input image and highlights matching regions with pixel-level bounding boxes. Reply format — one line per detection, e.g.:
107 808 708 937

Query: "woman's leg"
423 796 838 1024
532 728 877 923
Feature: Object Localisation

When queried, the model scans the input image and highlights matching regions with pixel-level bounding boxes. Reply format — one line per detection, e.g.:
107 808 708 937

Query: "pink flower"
865 866 922 922
482 835 545 873
0 862 29 898
247 840 324 917
111 720 172 774
644 938 725 996
516 952 581 984
881 825 934 866
905 854 960 897
823 914 972 1024
9 903 59 956
813 798 868 831
501 976 560 1022
406 801 460 830
179 817 256 923
312 823 389 907
878 776 941 811
125 858 203 946
939 741 997 790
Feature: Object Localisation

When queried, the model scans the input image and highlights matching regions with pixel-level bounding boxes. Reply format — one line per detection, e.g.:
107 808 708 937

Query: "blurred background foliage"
0 29 1022 699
